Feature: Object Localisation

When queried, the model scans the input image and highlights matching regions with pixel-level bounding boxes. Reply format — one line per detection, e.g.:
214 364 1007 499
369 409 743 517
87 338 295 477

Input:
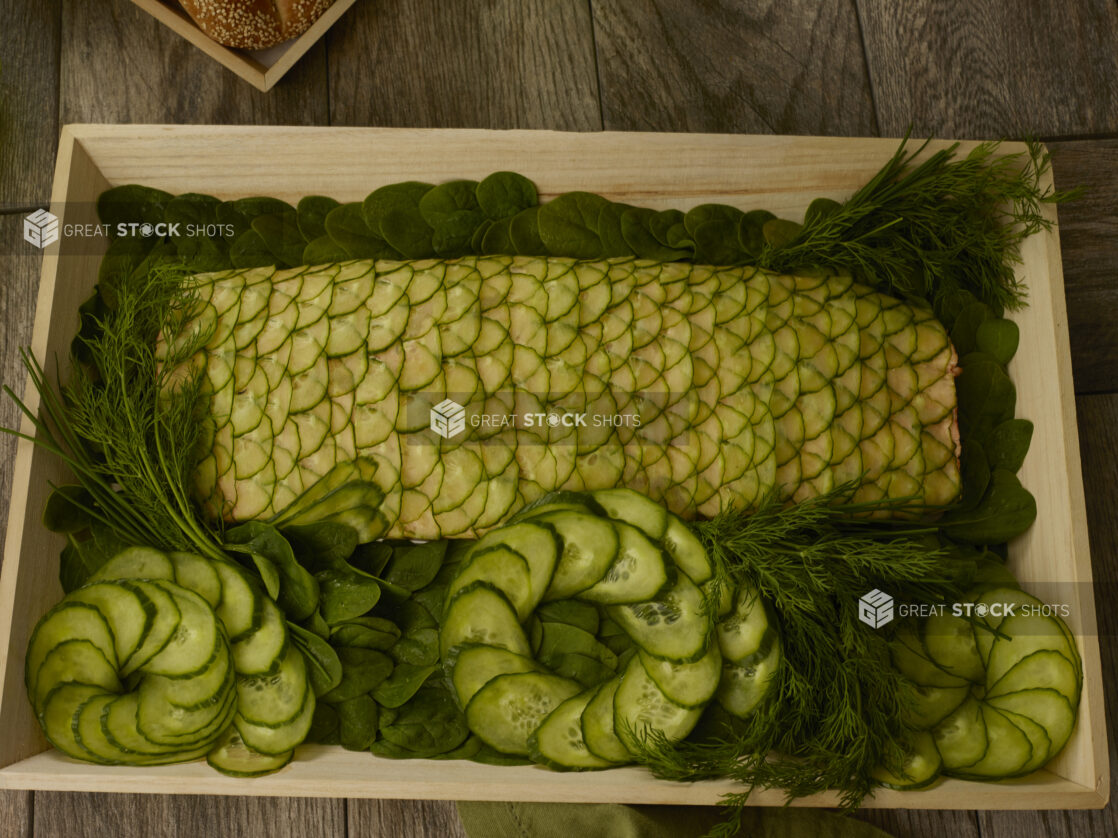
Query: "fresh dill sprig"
2 264 224 560
759 137 1077 313
625 490 971 822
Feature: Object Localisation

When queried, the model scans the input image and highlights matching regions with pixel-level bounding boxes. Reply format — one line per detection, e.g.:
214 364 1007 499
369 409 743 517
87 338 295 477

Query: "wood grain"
348 799 468 838
980 394 1118 837
1049 140 1118 396
0 790 31 838
32 793 345 837
855 809 979 838
58 0 328 125
0 0 60 209
326 0 601 130
591 0 877 135
857 0 1118 138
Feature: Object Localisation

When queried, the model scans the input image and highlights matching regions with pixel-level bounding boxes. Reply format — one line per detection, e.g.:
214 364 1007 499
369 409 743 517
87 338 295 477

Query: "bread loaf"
178 0 336 50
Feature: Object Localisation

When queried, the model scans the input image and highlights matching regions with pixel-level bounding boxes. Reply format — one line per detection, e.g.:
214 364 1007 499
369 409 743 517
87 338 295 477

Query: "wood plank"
58 0 328 125
32 793 344 837
591 0 877 135
857 0 1118 137
0 0 60 208
0 790 31 838
979 393 1118 836
1049 140 1118 396
348 799 468 838
326 0 600 130
855 809 979 838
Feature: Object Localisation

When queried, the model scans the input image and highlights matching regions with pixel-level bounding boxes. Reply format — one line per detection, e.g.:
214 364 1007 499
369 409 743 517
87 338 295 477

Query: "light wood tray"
0 125 1106 807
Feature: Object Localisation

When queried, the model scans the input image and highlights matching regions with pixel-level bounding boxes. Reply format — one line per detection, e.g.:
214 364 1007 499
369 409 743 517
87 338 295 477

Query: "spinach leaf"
288 621 343 696
384 541 447 592
97 184 173 230
761 218 802 249
376 684 469 757
975 319 1020 365
58 522 132 593
337 693 380 751
956 357 1016 442
620 207 691 261
419 181 485 257
330 616 401 651
229 230 276 268
538 192 607 258
536 599 599 635
303 235 350 265
325 203 401 260
364 181 433 231
986 418 1033 473
738 209 776 259
942 470 1037 544
596 202 636 258
509 206 546 254
387 600 440 666
251 212 306 269
42 485 95 534
224 520 320 621
480 218 515 255
316 566 382 624
321 647 394 703
306 701 340 744
476 172 538 220
372 662 438 708
283 521 360 573
297 195 341 242
950 302 993 357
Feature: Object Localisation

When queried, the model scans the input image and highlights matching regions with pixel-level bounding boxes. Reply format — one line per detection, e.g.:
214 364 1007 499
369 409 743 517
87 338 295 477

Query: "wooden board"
0 124 1106 808
128 0 357 91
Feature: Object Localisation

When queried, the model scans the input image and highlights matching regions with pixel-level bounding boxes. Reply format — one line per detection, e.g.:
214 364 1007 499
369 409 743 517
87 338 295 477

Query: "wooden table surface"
1 1 1116 836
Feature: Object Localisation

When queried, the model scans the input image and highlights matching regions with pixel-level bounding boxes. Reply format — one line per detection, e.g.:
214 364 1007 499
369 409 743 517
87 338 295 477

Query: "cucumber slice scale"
608 573 710 663
589 488 668 541
447 546 534 621
986 688 1077 759
923 612 984 683
67 583 153 670
234 687 315 756
207 726 294 777
231 598 288 676
580 679 631 764
932 696 988 771
235 642 310 728
716 637 780 718
985 615 1077 693
537 511 620 600
441 582 531 660
871 730 942 790
949 704 1032 780
26 603 118 700
448 644 544 708
578 522 672 605
473 521 558 607
613 654 701 753
117 581 182 677
986 649 1079 705
142 583 223 678
639 642 721 709
31 639 121 710
902 683 969 730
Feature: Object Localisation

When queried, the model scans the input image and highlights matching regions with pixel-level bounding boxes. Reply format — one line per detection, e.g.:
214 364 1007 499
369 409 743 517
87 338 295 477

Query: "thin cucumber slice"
232 598 288 676
537 511 619 600
871 730 942 790
90 546 175 583
447 545 534 620
661 516 713 585
103 690 234 756
476 521 558 608
208 726 293 777
949 704 1032 779
902 683 969 730
67 583 152 670
530 689 614 770
448 644 543 708
923 612 984 683
985 614 1077 691
441 582 531 659
32 639 120 710
76 694 213 766
578 522 673 605
716 583 770 663
39 683 108 761
638 643 721 709
986 688 1076 760
613 654 702 753
137 673 235 744
117 581 181 677
213 560 261 640
580 678 631 764
891 622 968 689
995 705 1052 776
26 602 117 699
169 551 223 608
716 637 780 718
143 583 223 678
608 573 710 663
590 488 668 541
236 642 310 727
932 696 988 770
234 688 315 756
986 649 1080 705
465 671 581 756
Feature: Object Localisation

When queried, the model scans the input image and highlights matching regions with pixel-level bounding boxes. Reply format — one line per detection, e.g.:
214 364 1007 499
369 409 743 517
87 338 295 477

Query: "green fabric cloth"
456 802 894 838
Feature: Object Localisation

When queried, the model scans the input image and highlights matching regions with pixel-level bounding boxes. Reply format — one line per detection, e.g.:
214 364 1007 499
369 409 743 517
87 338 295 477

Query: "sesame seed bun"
178 0 336 50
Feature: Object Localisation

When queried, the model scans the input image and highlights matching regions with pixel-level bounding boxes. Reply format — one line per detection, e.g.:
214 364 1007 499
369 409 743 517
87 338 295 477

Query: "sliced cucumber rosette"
440 489 780 770
25 546 312 775
889 585 1082 786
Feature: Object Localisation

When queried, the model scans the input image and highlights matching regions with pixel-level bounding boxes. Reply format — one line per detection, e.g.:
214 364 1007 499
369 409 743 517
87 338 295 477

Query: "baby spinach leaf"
350 540 395 578
331 616 401 651
229 230 275 268
337 693 380 751
288 621 343 696
762 218 803 249
480 218 515 254
550 651 617 687
803 197 842 227
975 319 1020 365
538 192 608 258
303 607 331 639
325 203 401 260
956 439 991 512
509 206 547 254
419 181 485 256
251 212 306 269
306 701 340 744
97 184 173 230
986 418 1033 473
225 521 320 621
597 202 636 258
317 566 382 624
303 235 350 265
688 205 747 265
296 195 341 242
322 647 394 703
283 521 360 572
384 541 447 592
58 522 132 593
950 302 993 357
364 182 433 230
42 485 95 534
738 209 776 259
956 357 1016 442
620 207 692 261
372 662 438 708
476 171 538 220
429 734 483 760
942 470 1037 544
233 196 295 222
376 684 469 757
412 583 449 626
381 205 436 258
